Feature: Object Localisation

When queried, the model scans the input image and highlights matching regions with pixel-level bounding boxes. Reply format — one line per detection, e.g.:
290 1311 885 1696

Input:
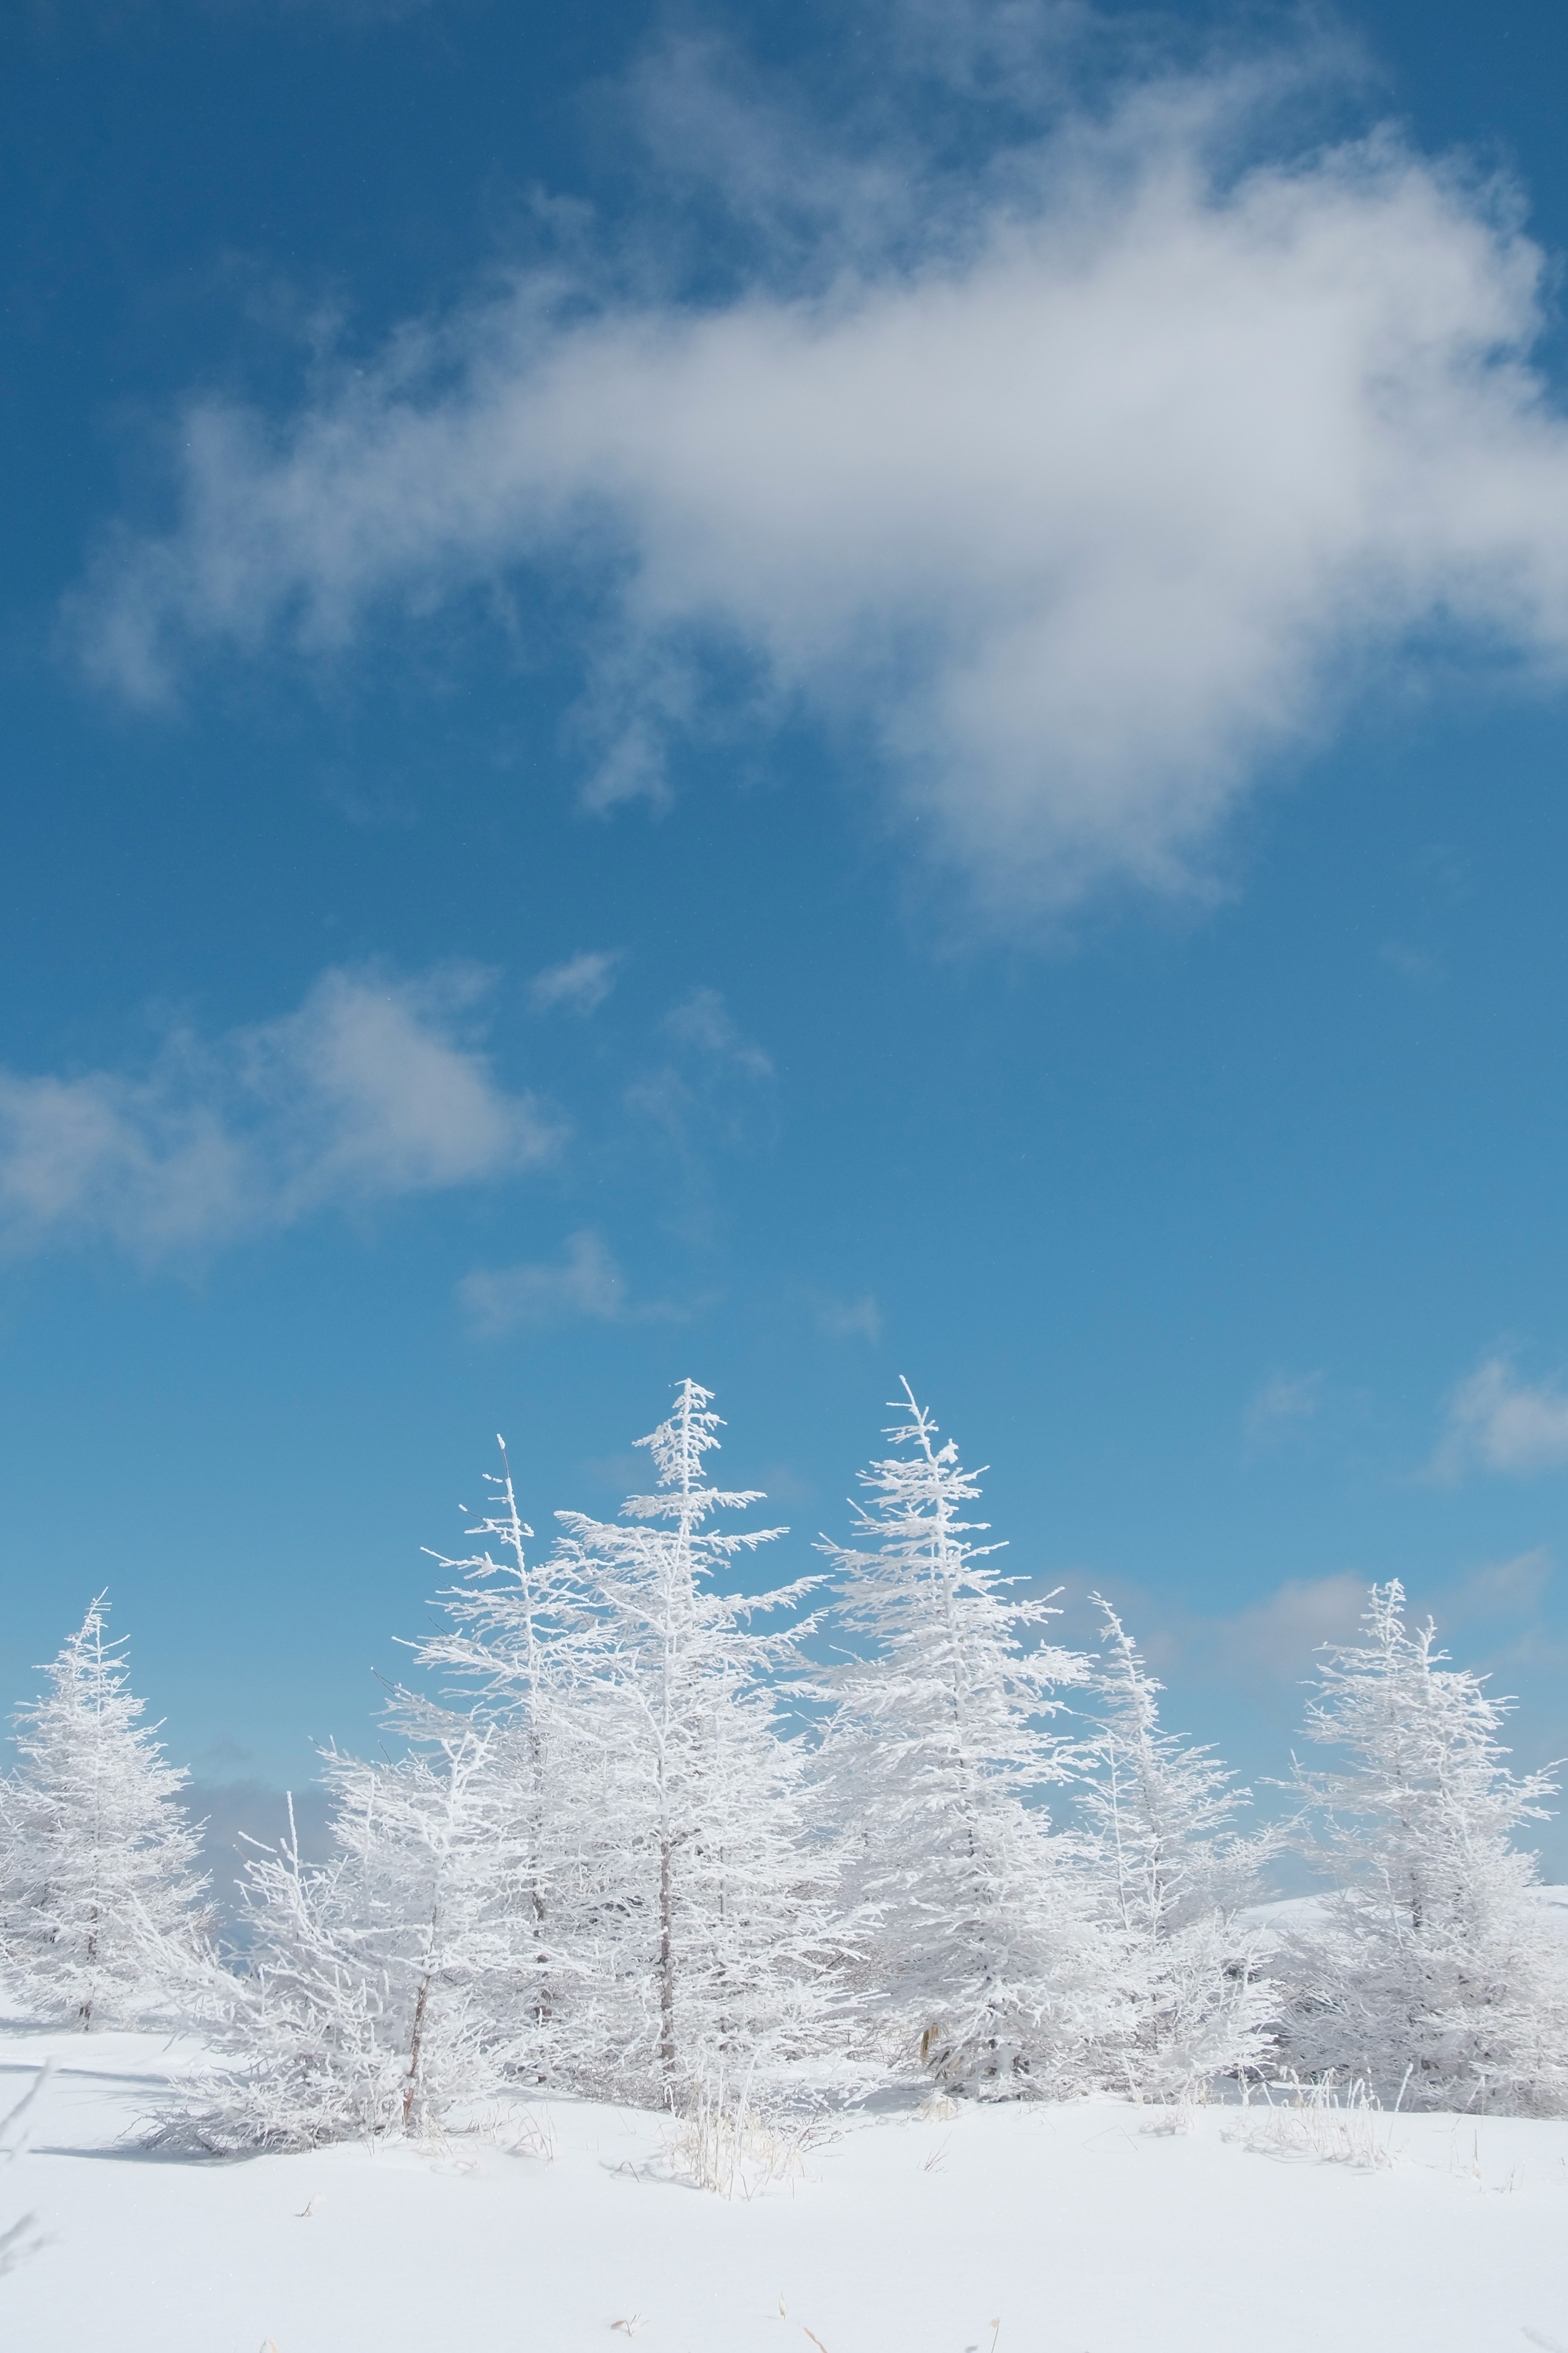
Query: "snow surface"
5 2020 1568 2353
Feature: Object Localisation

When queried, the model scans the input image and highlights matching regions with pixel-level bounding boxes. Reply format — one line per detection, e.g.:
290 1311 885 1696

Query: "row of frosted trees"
2 1379 1566 2146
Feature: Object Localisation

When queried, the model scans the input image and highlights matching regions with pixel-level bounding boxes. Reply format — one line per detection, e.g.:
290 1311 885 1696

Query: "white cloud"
71 48 1568 923
459 1227 687 1334
1243 1370 1321 1442
528 950 623 1016
1432 1352 1568 1480
0 967 559 1261
247 968 558 1204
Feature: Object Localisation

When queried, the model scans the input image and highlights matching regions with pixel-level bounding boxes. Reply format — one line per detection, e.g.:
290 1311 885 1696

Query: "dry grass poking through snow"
663 2073 823 2200
1225 2070 1410 2170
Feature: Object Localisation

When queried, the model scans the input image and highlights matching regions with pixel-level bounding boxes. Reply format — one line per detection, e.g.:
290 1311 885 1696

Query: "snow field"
4 2023 1568 2353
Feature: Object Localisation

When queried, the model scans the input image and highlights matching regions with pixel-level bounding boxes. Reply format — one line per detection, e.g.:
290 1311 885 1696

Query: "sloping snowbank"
4 2017 1568 2353
1240 1884 1568 1943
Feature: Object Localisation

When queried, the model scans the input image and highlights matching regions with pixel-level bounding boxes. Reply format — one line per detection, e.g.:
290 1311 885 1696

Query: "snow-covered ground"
4 2021 1568 2353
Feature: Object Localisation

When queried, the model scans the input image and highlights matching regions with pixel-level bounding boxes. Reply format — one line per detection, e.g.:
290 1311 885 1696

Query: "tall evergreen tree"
1078 1597 1275 2094
818 1385 1109 2097
388 1439 615 2084
1279 1581 1568 2113
548 1380 840 2105
0 1598 214 2030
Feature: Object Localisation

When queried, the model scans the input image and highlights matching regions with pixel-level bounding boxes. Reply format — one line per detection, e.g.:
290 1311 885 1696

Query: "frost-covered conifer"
322 1733 508 2130
1279 1582 1568 2114
1078 1598 1275 2095
387 1441 614 2082
818 1385 1108 2096
548 1380 840 2106
176 1733 506 2151
0 1598 214 2030
163 1797 401 2152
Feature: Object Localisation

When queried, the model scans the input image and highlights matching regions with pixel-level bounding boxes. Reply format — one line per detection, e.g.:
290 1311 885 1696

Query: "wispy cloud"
1208 1573 1370 1679
1076 1541 1554 1700
0 966 560 1262
662 988 773 1079
1243 1370 1321 1444
1451 1545 1553 1619
460 1229 627 1332
625 989 775 1149
1181 1550 1554 1684
459 1227 685 1334
1431 1351 1568 1480
68 32 1568 926
817 1291 883 1343
528 949 624 1017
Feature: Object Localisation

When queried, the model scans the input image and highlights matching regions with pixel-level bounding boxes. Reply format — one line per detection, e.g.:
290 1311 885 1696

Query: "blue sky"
6 0 1568 1866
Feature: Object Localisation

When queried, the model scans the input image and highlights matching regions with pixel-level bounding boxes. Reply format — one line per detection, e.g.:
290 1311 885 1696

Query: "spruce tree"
548 1380 840 2106
818 1384 1109 2097
387 1438 615 2085
1079 1597 1275 2095
0 1597 214 2030
1280 1581 1568 2113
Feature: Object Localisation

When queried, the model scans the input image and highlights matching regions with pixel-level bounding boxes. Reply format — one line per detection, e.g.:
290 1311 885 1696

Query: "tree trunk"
403 1896 441 2128
403 1972 431 2128
658 1834 675 2078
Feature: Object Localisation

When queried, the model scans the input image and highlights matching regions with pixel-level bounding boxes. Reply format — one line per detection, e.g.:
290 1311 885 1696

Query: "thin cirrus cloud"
1451 1544 1553 1619
817 1292 884 1343
1206 1572 1370 1680
1243 1369 1322 1443
66 42 1568 925
662 987 773 1079
528 949 624 1017
0 966 561 1262
1430 1352 1568 1481
624 988 776 1150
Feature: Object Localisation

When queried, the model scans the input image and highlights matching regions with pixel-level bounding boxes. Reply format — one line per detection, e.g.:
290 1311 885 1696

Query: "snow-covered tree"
323 1732 510 2130
0 1598 214 2030
182 1390 838 2140
1078 1597 1275 2095
175 1733 507 2152
386 1439 615 2083
1278 1581 1568 2114
159 1796 400 2153
818 1384 1109 2097
547 1380 841 2107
